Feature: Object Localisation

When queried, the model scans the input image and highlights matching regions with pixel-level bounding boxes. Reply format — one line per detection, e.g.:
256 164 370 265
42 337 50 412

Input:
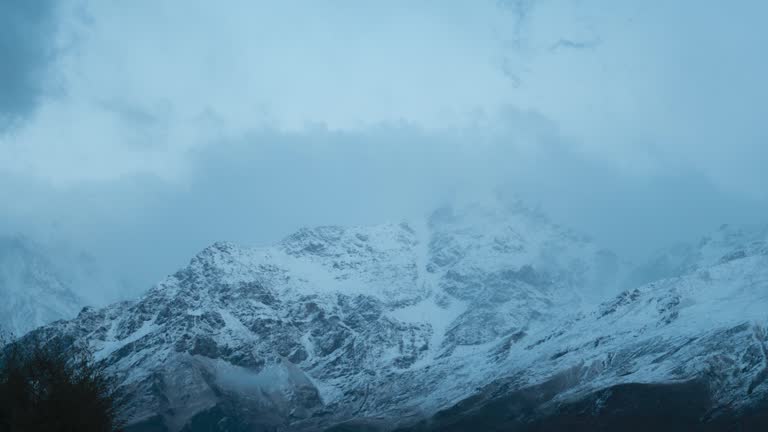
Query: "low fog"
2 0 767 302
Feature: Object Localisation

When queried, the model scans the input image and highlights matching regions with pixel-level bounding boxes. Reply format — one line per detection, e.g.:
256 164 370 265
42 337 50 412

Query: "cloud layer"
0 0 60 129
1 0 767 300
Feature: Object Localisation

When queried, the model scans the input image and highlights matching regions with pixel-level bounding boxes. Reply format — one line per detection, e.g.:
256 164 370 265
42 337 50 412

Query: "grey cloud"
549 38 601 51
1 0 768 304
98 99 171 148
3 112 768 301
501 0 537 27
99 100 164 128
0 0 59 130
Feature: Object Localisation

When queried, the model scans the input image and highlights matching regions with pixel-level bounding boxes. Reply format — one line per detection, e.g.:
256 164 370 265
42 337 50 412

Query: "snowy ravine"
0 236 84 338
19 203 768 431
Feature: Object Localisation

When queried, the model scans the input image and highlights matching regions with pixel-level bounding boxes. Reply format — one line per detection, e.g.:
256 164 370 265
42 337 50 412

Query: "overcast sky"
2 0 767 301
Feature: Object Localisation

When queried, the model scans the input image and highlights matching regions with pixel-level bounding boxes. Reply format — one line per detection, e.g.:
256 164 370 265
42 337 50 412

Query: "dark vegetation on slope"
0 337 122 432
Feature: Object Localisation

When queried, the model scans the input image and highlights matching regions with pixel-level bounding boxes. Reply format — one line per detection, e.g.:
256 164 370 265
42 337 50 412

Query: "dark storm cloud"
0 0 60 130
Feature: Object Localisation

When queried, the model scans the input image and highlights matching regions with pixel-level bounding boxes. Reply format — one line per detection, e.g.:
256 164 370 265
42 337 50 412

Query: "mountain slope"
627 223 768 287
23 200 625 431
403 226 768 431
0 235 84 337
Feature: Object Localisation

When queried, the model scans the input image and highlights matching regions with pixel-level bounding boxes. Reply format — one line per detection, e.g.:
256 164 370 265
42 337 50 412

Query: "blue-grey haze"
1 0 767 302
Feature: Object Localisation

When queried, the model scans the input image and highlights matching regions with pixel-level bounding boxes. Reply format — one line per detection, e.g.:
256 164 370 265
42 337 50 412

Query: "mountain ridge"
12 202 768 431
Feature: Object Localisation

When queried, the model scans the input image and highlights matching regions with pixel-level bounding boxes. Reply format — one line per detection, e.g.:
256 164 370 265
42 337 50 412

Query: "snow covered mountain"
627 223 768 287
0 235 84 337
21 200 624 431
19 203 768 430
403 223 768 431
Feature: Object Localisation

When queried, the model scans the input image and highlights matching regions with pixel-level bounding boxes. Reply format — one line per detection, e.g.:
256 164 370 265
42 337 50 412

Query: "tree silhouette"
0 337 122 432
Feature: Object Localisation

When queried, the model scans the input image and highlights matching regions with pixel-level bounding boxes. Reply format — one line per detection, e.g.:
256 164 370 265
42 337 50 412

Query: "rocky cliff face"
20 203 768 431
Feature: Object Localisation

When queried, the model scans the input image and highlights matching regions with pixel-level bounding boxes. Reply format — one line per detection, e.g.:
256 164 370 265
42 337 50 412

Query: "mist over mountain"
0 235 83 336
0 234 127 337
2 0 768 430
